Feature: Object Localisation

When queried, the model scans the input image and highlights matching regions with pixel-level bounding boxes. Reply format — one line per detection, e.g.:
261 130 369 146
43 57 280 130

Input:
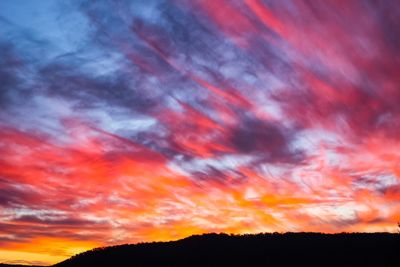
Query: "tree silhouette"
52 232 398 267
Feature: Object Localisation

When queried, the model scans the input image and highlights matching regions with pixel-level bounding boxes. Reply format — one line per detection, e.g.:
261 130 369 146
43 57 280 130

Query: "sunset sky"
1 0 400 265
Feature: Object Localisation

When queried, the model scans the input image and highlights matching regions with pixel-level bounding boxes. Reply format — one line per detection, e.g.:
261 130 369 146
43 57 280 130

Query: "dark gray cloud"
228 114 303 163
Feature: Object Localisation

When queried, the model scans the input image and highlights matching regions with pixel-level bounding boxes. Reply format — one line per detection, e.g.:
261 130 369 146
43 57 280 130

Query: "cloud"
0 0 400 264
228 114 303 163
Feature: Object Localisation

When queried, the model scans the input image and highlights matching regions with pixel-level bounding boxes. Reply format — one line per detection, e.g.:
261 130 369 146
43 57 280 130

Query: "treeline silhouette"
48 232 398 267
1 233 397 267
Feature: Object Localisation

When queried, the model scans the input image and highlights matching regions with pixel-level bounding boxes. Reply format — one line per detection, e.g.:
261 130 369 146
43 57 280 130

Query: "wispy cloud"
0 0 399 264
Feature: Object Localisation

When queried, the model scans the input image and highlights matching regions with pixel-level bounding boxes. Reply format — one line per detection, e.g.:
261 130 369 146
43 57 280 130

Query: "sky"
0 0 400 265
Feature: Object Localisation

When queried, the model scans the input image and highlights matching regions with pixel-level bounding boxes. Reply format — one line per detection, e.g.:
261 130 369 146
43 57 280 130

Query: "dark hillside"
53 233 399 267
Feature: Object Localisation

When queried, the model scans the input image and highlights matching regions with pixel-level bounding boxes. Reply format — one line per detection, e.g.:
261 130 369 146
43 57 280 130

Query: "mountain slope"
54 233 398 267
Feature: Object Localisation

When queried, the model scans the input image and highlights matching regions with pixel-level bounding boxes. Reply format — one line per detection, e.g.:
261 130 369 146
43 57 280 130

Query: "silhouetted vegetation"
48 232 398 267
1 233 397 267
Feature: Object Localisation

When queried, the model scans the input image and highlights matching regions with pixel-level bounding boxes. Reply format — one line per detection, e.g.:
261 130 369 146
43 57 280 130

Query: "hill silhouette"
1 233 398 267
52 232 398 267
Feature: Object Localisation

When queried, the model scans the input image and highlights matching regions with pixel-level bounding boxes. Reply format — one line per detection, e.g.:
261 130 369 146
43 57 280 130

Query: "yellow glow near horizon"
0 237 101 265
0 250 62 266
